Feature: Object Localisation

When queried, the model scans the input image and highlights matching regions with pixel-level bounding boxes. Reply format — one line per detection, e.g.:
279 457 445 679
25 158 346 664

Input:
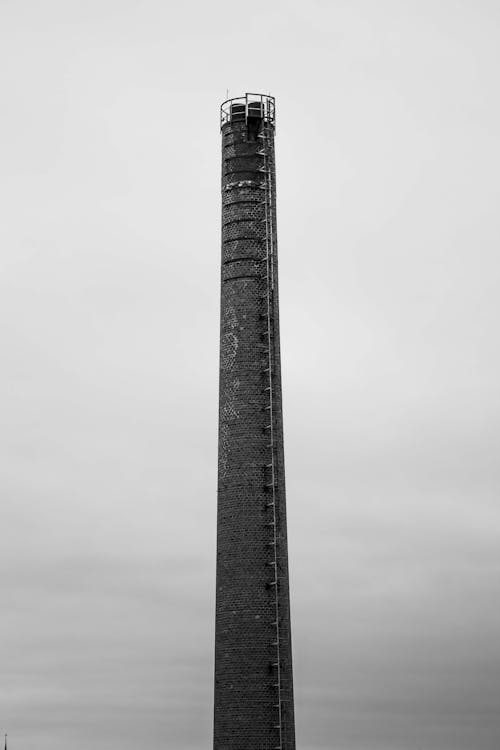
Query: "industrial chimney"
214 94 296 750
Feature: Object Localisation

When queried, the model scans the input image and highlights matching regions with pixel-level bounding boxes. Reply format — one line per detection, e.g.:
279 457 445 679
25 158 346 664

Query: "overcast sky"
1 1 499 749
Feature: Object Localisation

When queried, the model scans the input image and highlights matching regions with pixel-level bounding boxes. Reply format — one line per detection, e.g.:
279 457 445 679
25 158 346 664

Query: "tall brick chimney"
214 94 295 750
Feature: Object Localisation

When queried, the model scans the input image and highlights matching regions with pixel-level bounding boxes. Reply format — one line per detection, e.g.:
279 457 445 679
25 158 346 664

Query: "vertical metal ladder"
258 120 283 750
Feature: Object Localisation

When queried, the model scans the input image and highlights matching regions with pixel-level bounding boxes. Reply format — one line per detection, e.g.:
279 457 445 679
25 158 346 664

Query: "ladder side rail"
262 121 283 749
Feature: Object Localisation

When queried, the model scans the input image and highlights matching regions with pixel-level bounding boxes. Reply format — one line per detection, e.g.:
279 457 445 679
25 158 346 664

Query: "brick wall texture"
214 113 296 750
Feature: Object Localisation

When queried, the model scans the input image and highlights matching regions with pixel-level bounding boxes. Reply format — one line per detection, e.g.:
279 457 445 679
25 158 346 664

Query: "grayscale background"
1 1 499 749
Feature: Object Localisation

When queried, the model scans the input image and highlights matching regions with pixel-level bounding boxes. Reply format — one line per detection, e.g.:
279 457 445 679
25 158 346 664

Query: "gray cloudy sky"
1 1 500 749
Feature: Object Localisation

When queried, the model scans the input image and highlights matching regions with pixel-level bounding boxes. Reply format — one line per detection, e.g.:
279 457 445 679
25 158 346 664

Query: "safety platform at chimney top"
220 93 276 131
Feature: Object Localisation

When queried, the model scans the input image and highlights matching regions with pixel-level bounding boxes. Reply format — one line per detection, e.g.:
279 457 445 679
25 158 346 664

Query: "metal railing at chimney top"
220 93 276 130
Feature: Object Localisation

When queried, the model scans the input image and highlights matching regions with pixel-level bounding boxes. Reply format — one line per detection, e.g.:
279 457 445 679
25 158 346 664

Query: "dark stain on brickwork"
214 109 296 750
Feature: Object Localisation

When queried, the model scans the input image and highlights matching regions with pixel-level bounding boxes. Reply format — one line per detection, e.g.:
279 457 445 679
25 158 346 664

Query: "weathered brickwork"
214 108 295 750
